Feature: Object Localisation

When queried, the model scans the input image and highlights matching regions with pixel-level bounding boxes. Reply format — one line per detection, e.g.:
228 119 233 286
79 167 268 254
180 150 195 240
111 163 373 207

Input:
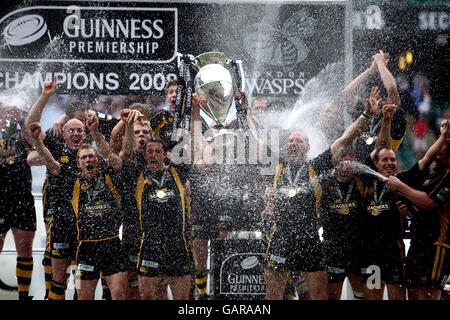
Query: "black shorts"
137 236 195 277
121 223 142 271
264 222 326 273
0 192 36 233
360 240 406 285
323 239 364 283
406 243 449 290
47 213 78 260
75 237 127 280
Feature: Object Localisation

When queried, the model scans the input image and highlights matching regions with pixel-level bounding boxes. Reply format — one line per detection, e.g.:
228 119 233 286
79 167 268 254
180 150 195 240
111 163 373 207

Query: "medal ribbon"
286 164 303 187
373 180 388 204
151 170 168 189
85 176 104 204
335 180 354 203
368 117 382 136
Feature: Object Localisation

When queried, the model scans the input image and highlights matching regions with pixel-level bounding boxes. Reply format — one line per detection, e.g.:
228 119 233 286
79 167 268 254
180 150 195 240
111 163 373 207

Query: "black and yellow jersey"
351 102 406 160
42 134 80 219
134 164 192 248
0 129 33 195
318 175 366 245
410 168 450 248
70 165 122 241
360 162 426 244
270 149 334 231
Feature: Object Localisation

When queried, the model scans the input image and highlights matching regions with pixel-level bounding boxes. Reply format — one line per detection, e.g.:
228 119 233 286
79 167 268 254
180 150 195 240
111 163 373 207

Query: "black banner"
211 239 266 300
0 1 346 98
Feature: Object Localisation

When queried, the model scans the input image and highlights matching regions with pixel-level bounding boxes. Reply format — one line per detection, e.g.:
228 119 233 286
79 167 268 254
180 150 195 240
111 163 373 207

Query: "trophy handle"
172 53 185 138
235 60 245 92
225 59 248 130
182 54 195 132
173 53 195 139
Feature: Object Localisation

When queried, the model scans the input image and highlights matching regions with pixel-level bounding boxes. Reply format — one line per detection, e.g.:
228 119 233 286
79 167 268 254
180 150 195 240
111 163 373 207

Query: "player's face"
374 148 397 177
166 85 178 111
144 142 166 171
287 131 309 163
77 148 100 178
250 99 268 116
63 119 86 150
320 103 341 132
434 144 450 172
134 123 151 154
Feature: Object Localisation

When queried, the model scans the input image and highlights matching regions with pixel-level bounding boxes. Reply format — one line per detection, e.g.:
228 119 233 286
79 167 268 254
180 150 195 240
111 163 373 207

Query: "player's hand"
126 109 144 125
86 114 99 133
440 119 449 137
120 108 131 122
386 175 403 191
396 200 409 217
42 76 57 98
373 50 389 66
28 122 42 140
382 104 397 120
366 86 382 116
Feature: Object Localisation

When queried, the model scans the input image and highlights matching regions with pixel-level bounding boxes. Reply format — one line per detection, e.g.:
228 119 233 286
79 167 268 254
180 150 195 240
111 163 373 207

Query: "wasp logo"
243 10 316 72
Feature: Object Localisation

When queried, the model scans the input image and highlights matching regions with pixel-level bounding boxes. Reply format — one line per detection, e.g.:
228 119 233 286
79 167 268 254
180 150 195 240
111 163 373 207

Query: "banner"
0 1 346 98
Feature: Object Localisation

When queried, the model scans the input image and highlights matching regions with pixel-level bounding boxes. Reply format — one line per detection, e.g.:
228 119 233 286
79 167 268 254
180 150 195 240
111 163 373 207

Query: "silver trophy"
193 52 246 147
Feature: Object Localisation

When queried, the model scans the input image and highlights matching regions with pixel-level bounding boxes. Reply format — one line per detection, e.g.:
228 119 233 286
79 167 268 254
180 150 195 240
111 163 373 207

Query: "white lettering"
105 73 120 90
366 5 383 30
63 15 80 37
419 11 450 31
245 77 305 96
63 16 167 39
153 19 164 39
141 20 153 39
366 265 381 289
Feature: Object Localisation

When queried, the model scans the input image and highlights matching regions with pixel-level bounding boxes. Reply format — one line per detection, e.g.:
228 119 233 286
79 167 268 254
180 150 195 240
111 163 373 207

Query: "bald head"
287 130 310 163
62 118 86 150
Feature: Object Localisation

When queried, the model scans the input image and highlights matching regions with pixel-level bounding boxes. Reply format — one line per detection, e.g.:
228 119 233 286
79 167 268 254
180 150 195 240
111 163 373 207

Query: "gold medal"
288 188 297 197
372 206 380 216
156 190 166 199
6 156 16 164
366 137 374 145
341 205 350 215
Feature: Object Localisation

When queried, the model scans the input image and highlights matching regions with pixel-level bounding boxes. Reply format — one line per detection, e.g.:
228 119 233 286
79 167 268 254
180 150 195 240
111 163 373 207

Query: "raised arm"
27 122 61 175
373 50 401 107
386 176 439 210
86 114 122 173
343 57 378 113
121 109 144 162
24 76 58 143
331 86 379 164
369 102 397 161
109 108 131 155
376 103 396 149
418 119 450 171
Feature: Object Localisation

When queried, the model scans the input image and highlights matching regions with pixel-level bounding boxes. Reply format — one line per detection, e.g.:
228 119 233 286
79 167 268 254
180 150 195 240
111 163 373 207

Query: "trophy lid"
194 52 228 70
